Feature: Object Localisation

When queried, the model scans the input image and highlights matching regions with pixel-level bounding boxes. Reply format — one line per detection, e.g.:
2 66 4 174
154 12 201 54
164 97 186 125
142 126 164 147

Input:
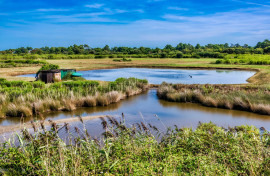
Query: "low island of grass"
0 77 149 118
157 83 270 115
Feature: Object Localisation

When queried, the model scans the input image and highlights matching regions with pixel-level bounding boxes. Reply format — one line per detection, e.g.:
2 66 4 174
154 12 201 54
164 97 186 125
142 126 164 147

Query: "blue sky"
0 0 270 49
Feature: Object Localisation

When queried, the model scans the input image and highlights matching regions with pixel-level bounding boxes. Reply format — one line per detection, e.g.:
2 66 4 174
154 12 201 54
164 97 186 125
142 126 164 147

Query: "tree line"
1 39 270 58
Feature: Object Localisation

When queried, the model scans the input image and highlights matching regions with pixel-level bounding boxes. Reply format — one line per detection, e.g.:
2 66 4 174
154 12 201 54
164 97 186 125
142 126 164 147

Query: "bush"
113 58 132 62
95 55 107 59
215 59 223 64
39 64 60 71
176 52 183 58
0 78 6 82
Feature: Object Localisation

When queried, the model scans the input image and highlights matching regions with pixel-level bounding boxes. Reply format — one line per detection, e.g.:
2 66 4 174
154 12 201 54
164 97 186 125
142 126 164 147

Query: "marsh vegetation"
0 78 148 118
0 117 269 175
215 54 270 65
158 83 270 115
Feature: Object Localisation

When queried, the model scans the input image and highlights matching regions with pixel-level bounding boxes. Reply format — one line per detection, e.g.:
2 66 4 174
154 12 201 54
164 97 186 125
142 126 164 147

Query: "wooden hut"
36 69 79 83
36 70 61 83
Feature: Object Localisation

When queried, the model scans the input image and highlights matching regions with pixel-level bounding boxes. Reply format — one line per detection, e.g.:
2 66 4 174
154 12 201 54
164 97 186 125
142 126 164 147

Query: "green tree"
103 45 110 51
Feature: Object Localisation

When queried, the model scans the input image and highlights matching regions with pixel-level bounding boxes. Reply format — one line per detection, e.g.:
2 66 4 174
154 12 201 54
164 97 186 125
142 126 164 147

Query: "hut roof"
39 69 61 73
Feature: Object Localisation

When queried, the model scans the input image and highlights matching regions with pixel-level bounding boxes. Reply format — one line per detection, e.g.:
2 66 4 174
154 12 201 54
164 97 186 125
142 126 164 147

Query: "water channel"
20 68 255 84
4 68 270 135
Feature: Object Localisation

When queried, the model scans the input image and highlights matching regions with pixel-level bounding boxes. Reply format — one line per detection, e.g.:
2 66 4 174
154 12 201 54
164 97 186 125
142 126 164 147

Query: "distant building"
36 69 81 83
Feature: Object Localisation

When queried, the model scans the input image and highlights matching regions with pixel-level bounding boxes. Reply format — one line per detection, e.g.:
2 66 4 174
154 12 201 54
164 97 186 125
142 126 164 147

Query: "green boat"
72 72 83 77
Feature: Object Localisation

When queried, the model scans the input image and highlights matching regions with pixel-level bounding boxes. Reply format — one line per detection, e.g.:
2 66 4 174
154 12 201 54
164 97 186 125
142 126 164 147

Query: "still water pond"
1 90 269 136
10 68 269 136
20 68 255 84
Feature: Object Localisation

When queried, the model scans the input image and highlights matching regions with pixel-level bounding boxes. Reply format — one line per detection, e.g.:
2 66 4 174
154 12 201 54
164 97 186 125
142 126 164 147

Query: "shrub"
39 64 60 71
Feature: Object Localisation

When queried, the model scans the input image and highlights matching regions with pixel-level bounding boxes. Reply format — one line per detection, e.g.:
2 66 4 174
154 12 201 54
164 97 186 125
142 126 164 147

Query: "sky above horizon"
0 0 270 49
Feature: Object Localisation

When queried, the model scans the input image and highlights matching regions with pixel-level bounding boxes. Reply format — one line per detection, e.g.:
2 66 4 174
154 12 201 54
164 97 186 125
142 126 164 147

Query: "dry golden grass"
158 83 270 115
83 96 97 107
6 103 33 117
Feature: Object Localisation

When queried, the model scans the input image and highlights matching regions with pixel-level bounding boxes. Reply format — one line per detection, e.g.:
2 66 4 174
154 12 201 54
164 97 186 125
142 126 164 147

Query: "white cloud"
85 3 104 9
115 9 128 13
167 7 189 11
36 8 71 12
134 9 144 13
17 8 71 14
232 0 270 7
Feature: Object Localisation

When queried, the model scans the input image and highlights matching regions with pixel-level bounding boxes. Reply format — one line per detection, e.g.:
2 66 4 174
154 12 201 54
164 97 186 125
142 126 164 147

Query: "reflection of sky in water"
19 68 255 84
2 90 269 134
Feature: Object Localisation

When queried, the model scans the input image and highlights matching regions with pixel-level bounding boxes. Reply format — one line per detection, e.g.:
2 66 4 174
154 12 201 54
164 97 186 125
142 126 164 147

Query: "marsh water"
1 89 270 135
19 68 255 84
7 68 270 135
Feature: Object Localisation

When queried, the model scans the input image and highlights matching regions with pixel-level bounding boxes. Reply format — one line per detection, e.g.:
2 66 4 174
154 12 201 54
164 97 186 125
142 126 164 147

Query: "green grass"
0 119 269 175
215 54 270 65
0 59 47 68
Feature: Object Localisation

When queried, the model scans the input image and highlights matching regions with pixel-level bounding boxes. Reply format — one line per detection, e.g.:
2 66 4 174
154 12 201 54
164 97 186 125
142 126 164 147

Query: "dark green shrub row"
216 59 270 65
3 59 47 64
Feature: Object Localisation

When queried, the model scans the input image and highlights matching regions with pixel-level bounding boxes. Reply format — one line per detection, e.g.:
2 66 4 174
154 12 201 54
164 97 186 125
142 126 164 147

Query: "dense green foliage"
0 59 48 68
158 83 270 115
215 54 270 65
0 120 269 175
113 58 132 62
38 64 60 71
0 78 148 118
1 39 270 59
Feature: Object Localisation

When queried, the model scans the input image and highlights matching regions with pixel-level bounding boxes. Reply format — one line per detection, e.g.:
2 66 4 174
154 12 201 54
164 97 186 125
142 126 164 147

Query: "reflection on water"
1 90 269 133
11 68 266 137
19 68 255 84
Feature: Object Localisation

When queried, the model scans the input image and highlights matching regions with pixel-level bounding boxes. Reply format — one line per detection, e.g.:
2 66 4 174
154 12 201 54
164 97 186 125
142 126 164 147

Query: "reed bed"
0 117 269 175
0 78 149 118
157 83 270 115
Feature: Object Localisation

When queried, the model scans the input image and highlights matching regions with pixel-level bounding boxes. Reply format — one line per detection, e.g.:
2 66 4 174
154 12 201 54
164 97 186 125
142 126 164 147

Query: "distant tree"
255 39 270 48
83 44 90 49
160 53 168 58
263 46 270 53
176 52 183 58
103 45 110 51
243 44 250 48
31 48 43 55
164 44 174 51
195 44 201 49
235 43 241 48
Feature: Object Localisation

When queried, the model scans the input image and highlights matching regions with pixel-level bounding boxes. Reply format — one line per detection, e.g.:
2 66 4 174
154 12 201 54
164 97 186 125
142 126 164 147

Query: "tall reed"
0 119 269 175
